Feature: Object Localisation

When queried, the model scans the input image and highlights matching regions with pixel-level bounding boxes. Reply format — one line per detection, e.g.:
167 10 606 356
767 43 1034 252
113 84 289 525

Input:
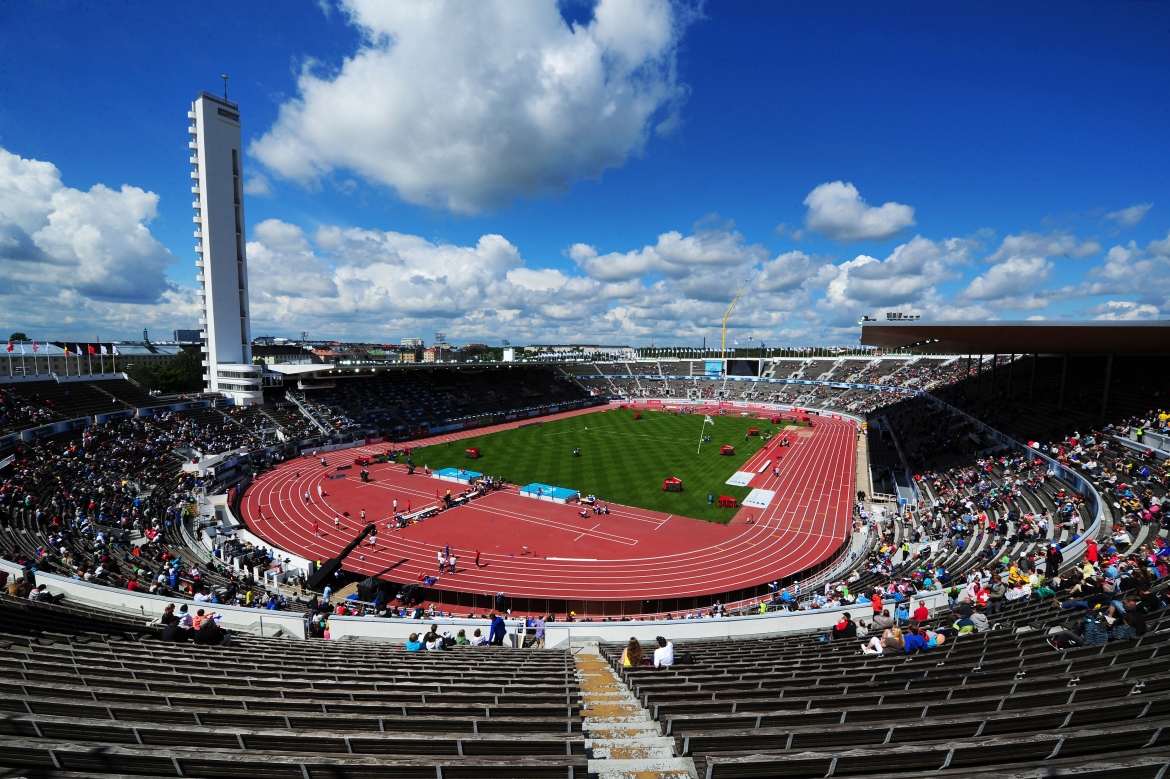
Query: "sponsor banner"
328 473 347 480
365 436 385 445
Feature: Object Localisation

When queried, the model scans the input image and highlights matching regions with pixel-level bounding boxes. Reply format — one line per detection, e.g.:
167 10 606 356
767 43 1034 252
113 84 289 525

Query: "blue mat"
519 483 579 500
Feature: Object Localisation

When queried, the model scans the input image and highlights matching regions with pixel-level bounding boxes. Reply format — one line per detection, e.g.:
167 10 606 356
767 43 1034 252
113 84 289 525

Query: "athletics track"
239 402 856 604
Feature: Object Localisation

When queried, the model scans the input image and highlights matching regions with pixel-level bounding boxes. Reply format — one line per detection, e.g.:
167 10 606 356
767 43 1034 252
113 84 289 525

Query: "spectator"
871 608 895 632
621 637 646 667
653 636 674 667
489 612 507 646
865 625 904 655
469 628 488 646
830 612 857 640
405 632 423 652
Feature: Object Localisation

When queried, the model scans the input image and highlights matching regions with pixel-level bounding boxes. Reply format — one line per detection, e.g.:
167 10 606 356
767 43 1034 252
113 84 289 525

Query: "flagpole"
697 418 705 454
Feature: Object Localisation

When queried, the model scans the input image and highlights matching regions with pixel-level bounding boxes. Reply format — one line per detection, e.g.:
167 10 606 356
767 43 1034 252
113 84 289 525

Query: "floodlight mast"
721 277 751 359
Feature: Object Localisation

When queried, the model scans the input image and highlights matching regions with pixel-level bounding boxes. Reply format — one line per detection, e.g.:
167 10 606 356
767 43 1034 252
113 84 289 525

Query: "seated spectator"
830 612 857 640
469 628 488 646
871 608 895 632
621 637 646 667
404 632 423 652
454 629 469 646
912 602 929 623
653 636 674 667
1050 609 1111 649
160 603 178 626
192 614 230 646
423 630 444 651
903 626 929 653
970 604 990 633
861 626 903 655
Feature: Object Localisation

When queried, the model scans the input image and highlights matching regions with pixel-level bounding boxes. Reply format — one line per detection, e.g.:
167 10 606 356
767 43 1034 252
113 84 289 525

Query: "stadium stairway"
573 640 697 778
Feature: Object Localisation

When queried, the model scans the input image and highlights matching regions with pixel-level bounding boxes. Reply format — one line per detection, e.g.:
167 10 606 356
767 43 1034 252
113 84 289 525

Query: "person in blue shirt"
903 626 929 653
405 632 423 652
489 612 507 646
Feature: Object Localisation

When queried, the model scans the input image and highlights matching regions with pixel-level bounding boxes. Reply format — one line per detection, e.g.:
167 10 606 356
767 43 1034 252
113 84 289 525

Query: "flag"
64 345 70 356
748 335 754 342
75 345 82 356
87 345 95 356
4 342 11 353
112 345 119 355
733 339 739 346
704 414 714 425
19 345 25 355
100 345 108 356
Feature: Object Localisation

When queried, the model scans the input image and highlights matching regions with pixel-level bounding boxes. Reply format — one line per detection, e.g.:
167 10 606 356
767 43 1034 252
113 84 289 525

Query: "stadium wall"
322 590 949 648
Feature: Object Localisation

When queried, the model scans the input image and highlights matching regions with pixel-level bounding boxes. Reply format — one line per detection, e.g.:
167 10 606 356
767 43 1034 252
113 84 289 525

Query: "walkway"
573 639 697 779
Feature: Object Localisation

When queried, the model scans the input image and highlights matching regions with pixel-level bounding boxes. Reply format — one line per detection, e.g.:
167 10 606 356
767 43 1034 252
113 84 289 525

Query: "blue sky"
1 1 1168 346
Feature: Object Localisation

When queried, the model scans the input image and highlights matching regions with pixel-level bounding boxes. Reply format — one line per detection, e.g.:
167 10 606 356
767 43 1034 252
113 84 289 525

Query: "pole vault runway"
240 403 856 602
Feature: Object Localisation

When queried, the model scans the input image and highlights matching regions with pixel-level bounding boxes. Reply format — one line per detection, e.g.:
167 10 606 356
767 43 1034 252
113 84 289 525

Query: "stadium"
3 8 1170 778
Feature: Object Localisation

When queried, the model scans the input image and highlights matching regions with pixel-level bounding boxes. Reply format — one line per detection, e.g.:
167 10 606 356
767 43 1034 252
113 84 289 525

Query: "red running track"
239 404 856 603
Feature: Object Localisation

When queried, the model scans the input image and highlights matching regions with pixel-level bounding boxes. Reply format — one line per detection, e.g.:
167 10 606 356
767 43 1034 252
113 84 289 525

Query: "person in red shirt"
912 602 929 623
871 592 883 616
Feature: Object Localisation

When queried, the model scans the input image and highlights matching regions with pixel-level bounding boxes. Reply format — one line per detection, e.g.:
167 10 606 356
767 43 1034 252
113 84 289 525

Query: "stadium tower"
188 89 264 405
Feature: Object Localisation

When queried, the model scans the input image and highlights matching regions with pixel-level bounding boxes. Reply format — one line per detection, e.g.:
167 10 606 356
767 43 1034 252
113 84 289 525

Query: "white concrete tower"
189 90 263 404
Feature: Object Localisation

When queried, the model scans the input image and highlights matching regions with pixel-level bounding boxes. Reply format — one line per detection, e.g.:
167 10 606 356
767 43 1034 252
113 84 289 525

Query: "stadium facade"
189 91 263 405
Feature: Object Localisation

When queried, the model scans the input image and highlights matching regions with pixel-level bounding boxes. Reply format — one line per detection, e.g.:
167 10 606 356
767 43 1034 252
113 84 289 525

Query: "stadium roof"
859 320 1170 355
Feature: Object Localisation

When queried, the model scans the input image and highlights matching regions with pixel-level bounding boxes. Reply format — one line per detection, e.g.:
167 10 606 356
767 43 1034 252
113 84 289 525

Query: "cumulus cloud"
1105 202 1152 229
803 181 916 242
962 256 1053 309
821 236 975 325
0 146 176 304
571 226 769 284
251 0 689 213
1086 300 1160 320
0 144 186 338
230 217 832 345
985 231 1100 264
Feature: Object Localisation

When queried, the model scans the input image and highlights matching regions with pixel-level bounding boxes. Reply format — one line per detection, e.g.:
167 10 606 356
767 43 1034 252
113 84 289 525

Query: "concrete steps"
573 640 696 779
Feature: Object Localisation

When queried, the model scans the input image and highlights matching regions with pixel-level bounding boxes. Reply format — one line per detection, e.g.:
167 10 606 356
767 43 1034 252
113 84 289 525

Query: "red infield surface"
239 403 857 603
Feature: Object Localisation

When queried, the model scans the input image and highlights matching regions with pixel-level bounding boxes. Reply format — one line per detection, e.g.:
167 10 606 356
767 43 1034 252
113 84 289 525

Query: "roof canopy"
859 320 1170 355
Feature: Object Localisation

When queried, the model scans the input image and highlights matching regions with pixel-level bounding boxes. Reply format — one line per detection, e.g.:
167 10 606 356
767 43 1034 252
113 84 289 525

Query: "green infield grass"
412 409 794 523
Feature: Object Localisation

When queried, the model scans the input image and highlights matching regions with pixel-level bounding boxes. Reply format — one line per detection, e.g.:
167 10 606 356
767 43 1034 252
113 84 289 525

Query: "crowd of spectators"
0 410 299 610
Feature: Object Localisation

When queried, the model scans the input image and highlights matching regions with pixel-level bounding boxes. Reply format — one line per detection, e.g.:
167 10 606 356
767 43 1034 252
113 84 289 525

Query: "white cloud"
986 231 1100 264
0 144 185 339
251 0 688 213
1105 202 1152 229
1076 231 1170 314
1086 300 1160 320
1148 229 1170 257
506 267 568 292
962 256 1052 308
803 181 916 242
243 173 273 197
571 226 769 284
822 236 973 316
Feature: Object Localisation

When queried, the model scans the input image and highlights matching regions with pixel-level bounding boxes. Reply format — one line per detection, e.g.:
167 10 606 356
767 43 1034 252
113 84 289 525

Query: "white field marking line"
458 501 640 546
572 523 601 542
